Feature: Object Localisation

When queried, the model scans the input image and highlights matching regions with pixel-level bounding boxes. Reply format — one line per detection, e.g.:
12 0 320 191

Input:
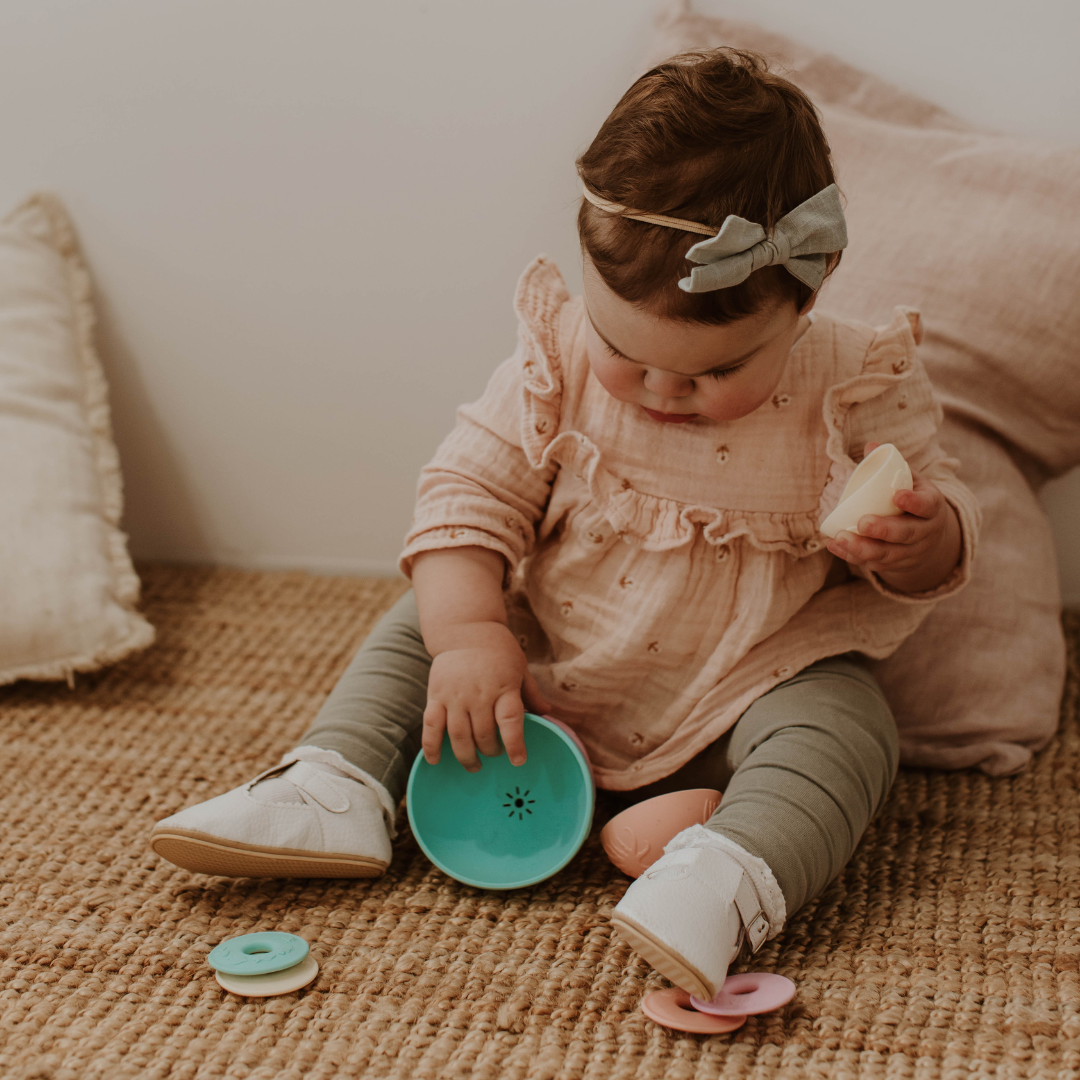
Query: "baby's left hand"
826 442 962 594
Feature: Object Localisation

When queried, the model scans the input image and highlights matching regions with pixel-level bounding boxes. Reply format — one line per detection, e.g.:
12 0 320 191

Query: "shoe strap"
247 760 295 786
250 760 352 813
733 874 769 955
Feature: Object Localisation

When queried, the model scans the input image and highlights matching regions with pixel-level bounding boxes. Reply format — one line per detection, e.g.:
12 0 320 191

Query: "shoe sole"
611 913 716 1001
149 828 388 879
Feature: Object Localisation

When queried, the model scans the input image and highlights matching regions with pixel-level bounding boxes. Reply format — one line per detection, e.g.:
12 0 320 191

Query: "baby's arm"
412 547 550 772
826 441 962 594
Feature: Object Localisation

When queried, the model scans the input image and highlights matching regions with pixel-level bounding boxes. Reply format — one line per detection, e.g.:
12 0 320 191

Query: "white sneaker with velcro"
150 745 395 878
610 825 784 1000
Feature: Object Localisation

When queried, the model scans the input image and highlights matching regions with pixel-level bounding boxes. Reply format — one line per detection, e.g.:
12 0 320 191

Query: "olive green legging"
301 590 898 915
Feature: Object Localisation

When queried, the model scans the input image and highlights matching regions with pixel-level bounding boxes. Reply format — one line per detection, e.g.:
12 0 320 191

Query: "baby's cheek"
589 354 640 406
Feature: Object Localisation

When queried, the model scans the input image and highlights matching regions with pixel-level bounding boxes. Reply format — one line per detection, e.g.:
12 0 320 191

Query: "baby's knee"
735 656 899 780
818 658 899 775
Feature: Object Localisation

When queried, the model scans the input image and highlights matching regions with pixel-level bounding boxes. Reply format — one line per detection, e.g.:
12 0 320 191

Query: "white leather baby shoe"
150 745 395 878
610 825 785 999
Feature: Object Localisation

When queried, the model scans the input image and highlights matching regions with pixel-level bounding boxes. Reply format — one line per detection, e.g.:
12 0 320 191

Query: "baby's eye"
705 362 748 381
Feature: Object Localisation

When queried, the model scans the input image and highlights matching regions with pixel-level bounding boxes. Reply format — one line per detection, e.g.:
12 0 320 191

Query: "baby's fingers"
891 475 941 519
856 513 928 546
494 690 528 767
421 702 448 765
827 530 894 567
446 705 481 772
470 705 503 759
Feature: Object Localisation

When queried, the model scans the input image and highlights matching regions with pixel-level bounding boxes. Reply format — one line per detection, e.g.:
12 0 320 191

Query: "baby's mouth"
642 407 697 424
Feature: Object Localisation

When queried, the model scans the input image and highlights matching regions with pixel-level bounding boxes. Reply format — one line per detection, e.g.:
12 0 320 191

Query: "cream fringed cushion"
652 3 1078 774
0 194 154 685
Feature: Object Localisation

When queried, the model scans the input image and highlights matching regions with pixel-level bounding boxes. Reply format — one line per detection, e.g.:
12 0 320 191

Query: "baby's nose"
643 368 693 397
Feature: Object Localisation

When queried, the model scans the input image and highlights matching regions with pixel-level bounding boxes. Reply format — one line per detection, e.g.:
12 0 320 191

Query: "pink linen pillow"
651 3 1080 477
651 2 1073 773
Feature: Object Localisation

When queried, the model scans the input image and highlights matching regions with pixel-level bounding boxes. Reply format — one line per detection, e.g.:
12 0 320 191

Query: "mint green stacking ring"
406 713 594 890
208 932 309 976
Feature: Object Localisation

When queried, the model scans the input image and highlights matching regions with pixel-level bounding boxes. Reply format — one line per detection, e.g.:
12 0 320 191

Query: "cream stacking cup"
819 443 913 539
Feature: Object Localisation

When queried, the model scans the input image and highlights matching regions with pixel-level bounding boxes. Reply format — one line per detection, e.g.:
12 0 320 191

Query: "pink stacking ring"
641 988 746 1034
690 972 796 1016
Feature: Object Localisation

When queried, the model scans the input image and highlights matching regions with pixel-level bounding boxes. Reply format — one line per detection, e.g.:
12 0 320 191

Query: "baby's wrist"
425 619 517 657
877 504 962 594
876 564 944 594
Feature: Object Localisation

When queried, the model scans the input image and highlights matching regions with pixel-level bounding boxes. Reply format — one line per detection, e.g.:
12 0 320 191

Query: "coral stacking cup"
406 713 594 890
601 789 723 878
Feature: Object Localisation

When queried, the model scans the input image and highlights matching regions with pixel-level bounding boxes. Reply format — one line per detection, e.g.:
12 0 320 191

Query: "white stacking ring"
214 954 319 997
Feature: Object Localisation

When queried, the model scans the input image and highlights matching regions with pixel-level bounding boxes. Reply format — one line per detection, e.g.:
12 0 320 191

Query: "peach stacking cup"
601 788 722 878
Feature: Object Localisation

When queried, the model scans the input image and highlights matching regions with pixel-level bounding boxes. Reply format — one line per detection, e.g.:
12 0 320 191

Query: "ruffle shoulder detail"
819 306 937 522
517 256 571 468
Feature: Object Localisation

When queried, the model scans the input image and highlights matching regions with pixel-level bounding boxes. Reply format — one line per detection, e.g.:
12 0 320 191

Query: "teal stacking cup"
406 713 594 889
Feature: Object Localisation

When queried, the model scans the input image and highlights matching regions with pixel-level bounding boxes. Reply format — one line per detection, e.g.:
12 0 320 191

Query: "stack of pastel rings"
642 972 796 1033
208 932 319 997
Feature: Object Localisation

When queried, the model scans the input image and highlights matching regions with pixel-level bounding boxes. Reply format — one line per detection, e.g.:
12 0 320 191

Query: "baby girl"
152 49 978 999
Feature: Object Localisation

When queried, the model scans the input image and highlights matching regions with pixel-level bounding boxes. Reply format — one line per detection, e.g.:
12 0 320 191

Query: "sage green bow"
679 184 847 294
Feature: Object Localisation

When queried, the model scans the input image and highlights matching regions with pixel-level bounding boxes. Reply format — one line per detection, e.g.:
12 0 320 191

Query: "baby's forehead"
583 275 796 373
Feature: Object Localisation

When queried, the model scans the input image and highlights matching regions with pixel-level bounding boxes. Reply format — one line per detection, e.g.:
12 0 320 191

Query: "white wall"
0 0 1077 599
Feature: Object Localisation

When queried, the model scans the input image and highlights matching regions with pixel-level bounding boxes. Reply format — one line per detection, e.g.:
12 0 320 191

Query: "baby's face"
582 258 811 424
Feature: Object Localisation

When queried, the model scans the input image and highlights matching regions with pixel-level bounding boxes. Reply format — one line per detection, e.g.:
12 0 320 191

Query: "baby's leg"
705 656 898 916
298 589 430 807
611 657 897 999
150 590 431 877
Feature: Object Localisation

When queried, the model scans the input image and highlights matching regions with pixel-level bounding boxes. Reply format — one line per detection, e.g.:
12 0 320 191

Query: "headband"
580 182 847 294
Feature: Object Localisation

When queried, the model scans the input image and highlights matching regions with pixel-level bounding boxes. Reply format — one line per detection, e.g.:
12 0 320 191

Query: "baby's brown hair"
577 49 841 324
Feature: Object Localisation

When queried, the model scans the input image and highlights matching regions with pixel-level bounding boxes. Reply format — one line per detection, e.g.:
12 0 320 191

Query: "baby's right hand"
422 623 550 772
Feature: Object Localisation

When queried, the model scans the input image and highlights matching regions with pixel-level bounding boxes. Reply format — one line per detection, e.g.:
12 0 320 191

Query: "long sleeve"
825 307 981 603
399 352 559 579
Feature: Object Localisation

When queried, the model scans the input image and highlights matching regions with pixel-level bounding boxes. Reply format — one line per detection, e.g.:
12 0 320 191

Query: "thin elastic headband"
580 185 716 237
580 182 848 293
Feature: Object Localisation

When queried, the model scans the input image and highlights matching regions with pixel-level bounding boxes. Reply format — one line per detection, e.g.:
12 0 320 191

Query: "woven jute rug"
0 565 1077 1080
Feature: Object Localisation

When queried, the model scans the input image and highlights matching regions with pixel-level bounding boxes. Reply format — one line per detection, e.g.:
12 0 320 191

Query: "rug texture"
0 565 1077 1080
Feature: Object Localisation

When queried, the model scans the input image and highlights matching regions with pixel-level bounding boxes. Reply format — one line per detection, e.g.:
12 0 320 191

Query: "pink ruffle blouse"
400 258 981 790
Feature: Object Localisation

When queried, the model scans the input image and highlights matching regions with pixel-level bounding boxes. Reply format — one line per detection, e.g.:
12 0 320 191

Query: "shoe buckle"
733 874 769 955
744 912 769 953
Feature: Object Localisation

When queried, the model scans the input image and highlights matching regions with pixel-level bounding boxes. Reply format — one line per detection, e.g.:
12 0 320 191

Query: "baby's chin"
640 401 766 424
642 407 697 423
600 381 769 424
694 394 775 423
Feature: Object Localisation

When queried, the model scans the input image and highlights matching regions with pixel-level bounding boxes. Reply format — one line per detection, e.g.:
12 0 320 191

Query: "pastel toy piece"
208 932 309 976
601 789 723 878
208 932 318 997
214 955 319 997
819 442 913 539
641 988 746 1034
406 712 594 890
690 972 797 1016
642 973 796 1033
